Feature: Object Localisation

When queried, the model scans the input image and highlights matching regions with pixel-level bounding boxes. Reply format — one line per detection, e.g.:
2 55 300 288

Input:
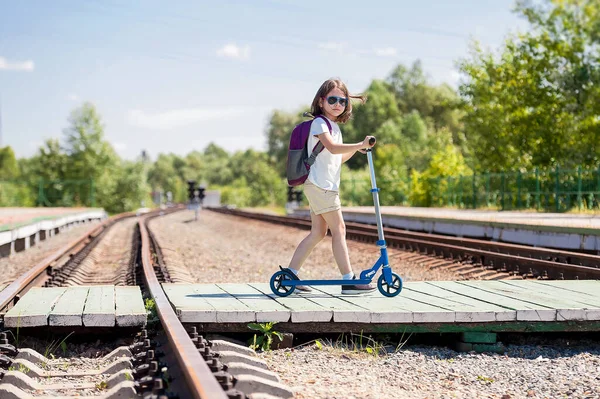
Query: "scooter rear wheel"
270 270 296 297
377 272 403 297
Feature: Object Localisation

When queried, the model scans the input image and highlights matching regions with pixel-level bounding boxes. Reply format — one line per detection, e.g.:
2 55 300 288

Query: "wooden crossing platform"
3 286 146 328
163 280 600 333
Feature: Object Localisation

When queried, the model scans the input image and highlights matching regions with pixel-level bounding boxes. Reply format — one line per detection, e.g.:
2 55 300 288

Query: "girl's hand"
362 136 376 149
358 148 367 154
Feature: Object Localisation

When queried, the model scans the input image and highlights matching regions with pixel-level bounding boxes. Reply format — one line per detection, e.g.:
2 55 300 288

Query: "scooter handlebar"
369 137 376 146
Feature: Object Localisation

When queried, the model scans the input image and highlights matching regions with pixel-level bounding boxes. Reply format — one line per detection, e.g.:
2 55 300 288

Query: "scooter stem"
366 149 385 243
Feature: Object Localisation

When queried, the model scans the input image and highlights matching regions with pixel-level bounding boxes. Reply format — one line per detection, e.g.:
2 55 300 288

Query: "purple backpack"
286 115 332 186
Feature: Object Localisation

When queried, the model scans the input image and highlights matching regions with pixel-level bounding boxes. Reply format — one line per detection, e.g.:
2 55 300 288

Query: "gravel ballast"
148 209 460 284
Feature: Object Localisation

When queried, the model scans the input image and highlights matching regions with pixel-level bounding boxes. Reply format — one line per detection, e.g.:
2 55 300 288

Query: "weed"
8 363 30 374
96 380 108 390
43 331 74 360
477 375 494 384
247 322 283 352
393 329 413 353
145 298 159 327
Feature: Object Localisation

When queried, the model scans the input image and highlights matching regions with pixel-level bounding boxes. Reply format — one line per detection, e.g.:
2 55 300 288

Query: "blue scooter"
270 138 403 297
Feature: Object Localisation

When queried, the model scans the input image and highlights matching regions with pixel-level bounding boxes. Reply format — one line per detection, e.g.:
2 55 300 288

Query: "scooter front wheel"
270 270 296 297
377 272 403 297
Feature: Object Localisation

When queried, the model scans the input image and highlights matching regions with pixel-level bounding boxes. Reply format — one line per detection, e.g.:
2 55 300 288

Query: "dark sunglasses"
324 96 348 107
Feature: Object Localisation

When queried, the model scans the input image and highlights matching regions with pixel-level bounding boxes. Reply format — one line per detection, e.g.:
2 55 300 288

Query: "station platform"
0 208 106 257
292 206 600 251
162 281 600 334
2 286 146 328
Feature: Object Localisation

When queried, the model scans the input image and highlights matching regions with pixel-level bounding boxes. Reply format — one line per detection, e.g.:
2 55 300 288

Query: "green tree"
103 160 152 212
417 144 473 207
64 103 118 179
387 61 464 141
24 139 71 206
28 139 68 182
0 146 32 206
202 143 233 186
62 103 119 207
0 146 19 179
459 0 600 171
265 110 305 176
148 153 187 202
227 149 285 207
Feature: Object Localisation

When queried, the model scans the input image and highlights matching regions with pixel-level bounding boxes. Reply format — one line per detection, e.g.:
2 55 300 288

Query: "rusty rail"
138 214 227 399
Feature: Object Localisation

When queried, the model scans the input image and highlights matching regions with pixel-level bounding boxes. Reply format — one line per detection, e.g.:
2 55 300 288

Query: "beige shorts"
303 180 341 215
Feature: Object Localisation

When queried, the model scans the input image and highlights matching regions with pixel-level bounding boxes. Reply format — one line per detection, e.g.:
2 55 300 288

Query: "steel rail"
210 207 600 279
138 214 228 399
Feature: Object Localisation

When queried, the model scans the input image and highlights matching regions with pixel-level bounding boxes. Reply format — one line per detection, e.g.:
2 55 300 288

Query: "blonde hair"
309 78 366 123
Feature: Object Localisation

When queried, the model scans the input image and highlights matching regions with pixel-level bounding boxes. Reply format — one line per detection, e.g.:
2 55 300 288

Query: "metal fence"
343 165 600 212
0 179 95 207
3 166 600 212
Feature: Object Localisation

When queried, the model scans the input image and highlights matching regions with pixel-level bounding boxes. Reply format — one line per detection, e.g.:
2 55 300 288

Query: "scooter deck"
281 279 371 286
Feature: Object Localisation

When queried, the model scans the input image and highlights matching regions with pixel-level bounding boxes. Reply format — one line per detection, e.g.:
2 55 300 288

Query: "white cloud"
373 47 397 57
67 93 79 101
216 44 250 60
127 107 255 130
318 42 347 53
0 57 34 71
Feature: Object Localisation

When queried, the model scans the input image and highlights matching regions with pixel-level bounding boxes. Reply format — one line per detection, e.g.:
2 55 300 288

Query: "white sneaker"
341 276 376 295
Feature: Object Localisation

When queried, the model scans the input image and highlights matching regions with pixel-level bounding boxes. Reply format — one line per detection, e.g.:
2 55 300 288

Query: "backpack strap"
306 116 332 166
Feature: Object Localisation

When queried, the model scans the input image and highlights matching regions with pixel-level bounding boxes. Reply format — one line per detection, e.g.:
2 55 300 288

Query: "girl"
282 78 376 294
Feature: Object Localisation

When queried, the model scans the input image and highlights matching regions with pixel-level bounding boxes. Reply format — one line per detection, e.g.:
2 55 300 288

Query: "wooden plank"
49 286 89 326
407 282 514 322
517 280 600 304
310 285 398 323
216 283 290 323
4 287 67 327
162 284 217 323
249 283 332 322
192 284 255 323
115 286 146 327
83 285 116 327
295 288 370 323
312 285 449 324
429 281 555 321
499 280 600 319
461 281 599 321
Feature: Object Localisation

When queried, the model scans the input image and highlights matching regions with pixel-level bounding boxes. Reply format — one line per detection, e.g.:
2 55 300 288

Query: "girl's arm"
316 133 374 155
341 150 357 163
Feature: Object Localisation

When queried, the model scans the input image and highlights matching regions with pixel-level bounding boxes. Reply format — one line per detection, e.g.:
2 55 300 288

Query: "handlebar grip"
369 137 376 146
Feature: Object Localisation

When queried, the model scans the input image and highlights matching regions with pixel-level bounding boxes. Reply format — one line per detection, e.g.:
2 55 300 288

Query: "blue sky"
1 0 528 160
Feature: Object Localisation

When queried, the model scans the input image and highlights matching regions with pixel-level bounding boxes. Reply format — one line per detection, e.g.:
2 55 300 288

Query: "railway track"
0 207 290 399
210 207 600 281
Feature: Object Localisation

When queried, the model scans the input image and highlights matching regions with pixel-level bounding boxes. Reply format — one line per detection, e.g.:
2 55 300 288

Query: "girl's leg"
288 212 328 271
320 209 352 275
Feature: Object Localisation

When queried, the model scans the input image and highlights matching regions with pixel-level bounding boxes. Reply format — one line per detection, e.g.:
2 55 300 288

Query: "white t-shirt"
307 116 343 191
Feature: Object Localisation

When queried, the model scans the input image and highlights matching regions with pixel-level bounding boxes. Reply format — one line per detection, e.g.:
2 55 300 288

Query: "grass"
295 330 414 358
